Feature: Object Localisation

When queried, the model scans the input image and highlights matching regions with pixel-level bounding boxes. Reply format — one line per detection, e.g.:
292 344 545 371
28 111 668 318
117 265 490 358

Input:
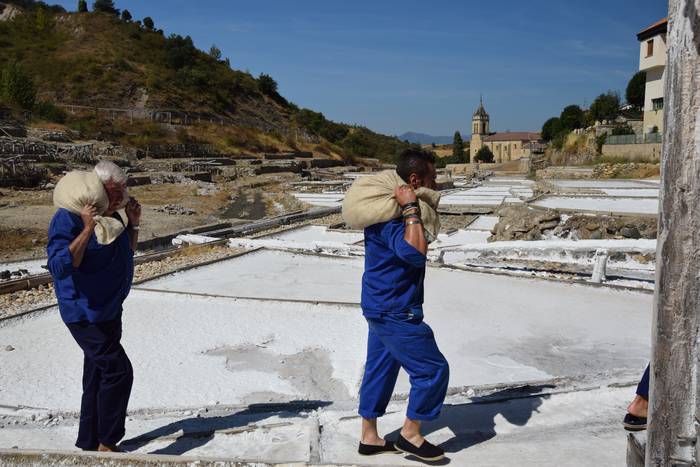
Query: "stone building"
469 98 542 163
637 18 667 134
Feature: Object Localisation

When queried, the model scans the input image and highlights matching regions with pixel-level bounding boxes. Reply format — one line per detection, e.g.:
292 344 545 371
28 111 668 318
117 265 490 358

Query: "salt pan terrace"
533 179 660 215
0 228 652 465
292 176 536 209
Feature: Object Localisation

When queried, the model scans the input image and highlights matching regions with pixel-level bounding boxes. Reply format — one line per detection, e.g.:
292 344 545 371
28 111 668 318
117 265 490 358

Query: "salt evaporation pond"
533 196 659 215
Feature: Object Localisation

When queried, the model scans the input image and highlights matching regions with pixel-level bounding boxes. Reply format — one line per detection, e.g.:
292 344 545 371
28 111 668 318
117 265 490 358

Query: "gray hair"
94 160 127 184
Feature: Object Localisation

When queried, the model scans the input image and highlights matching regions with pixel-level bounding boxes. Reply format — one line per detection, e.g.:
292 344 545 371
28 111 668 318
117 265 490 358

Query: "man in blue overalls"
357 149 449 462
47 161 141 452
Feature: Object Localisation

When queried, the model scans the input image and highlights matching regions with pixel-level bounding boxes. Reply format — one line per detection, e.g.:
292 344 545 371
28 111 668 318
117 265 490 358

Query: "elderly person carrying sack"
342 149 449 462
47 160 141 452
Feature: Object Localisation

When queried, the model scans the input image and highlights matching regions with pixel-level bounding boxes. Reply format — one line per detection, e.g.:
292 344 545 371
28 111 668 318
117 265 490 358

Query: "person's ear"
408 173 420 189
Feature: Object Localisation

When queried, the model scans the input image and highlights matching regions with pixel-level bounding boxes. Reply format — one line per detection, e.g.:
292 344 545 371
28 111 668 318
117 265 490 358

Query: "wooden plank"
645 3 700 465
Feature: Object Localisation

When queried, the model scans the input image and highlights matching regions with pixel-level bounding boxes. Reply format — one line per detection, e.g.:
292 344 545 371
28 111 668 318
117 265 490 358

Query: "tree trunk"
646 1 700 465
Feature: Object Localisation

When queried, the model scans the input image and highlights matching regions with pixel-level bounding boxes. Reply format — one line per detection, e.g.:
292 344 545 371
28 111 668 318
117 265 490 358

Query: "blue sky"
54 0 667 137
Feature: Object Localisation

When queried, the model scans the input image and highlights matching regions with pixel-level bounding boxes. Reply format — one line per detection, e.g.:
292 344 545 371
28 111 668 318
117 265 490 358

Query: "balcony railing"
605 133 662 145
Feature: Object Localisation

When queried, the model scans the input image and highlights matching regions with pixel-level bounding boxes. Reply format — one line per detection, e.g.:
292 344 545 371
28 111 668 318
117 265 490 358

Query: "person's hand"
125 197 142 226
80 204 97 231
395 185 417 207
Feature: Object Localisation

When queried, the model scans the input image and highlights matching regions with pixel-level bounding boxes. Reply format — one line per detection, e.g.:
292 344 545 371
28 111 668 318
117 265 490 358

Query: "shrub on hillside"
142 16 154 30
34 100 67 123
78 0 87 12
165 34 198 70
596 134 607 154
258 73 277 96
92 0 118 15
0 61 35 110
208 44 222 61
296 108 348 143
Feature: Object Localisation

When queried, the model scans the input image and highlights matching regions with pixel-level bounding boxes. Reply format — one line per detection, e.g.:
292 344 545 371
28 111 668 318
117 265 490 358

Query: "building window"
646 39 654 57
652 98 664 111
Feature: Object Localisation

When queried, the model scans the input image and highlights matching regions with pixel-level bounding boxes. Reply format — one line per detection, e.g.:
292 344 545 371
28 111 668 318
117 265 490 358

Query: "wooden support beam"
645 2 700 465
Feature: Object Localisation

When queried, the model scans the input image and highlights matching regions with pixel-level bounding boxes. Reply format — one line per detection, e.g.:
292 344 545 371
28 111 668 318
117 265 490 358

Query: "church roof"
473 97 489 118
483 132 541 142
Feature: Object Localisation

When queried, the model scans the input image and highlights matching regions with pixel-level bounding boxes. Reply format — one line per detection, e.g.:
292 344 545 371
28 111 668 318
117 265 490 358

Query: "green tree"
35 6 51 32
0 62 36 110
626 71 646 110
165 34 197 70
120 9 131 21
78 0 87 12
589 91 621 123
452 131 465 162
92 0 119 15
541 117 563 142
142 16 154 30
258 73 278 96
474 146 495 163
560 105 584 131
209 44 222 61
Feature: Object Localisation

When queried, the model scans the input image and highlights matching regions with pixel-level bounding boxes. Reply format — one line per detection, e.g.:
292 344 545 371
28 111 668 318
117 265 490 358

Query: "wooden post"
646 1 700 465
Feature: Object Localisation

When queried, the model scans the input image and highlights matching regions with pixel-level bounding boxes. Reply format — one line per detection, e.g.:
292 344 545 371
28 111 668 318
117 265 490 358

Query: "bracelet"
130 225 140 231
402 208 420 217
400 201 419 210
403 214 420 221
405 219 422 226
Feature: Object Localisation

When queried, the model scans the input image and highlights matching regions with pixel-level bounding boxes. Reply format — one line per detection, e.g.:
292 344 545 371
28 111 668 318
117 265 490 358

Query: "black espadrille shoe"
358 440 399 456
623 413 647 431
395 434 445 461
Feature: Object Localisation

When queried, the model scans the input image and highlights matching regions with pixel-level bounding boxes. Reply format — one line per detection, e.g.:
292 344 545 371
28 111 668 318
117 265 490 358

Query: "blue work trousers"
359 312 449 421
65 319 133 450
637 364 650 399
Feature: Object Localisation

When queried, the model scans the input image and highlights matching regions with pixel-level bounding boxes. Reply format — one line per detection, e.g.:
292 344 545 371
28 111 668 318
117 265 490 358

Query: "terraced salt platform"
1 249 651 415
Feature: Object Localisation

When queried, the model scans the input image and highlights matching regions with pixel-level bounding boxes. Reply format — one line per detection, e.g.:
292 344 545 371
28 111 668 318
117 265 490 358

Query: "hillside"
0 0 413 161
399 132 453 145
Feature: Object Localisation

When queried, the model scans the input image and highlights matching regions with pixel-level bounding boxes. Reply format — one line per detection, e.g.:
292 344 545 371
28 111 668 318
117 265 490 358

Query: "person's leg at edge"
371 315 450 448
95 320 133 450
628 364 650 418
66 322 101 450
359 320 401 446
66 320 133 451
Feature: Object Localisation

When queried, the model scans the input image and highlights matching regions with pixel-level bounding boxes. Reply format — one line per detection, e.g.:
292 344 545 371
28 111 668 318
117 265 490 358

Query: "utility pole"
645 1 700 465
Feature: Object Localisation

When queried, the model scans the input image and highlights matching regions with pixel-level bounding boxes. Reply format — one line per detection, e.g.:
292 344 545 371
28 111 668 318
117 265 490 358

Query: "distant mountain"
398 132 453 145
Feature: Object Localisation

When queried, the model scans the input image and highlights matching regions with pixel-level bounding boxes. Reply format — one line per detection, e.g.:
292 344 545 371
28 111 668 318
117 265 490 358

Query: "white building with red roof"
637 18 667 134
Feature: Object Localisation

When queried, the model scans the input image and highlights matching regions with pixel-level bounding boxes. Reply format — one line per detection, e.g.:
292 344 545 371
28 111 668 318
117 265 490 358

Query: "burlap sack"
342 170 441 242
53 171 126 245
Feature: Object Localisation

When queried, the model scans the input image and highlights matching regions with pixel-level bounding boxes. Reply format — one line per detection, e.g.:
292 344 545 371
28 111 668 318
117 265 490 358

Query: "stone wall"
601 143 662 162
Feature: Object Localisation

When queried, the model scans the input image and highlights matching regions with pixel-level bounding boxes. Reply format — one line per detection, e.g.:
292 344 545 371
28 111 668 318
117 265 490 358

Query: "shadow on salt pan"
122 400 331 456
206 344 351 403
386 385 552 459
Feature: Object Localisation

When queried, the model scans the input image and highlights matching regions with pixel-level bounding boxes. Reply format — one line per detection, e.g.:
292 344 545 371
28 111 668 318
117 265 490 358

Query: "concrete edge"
0 449 380 467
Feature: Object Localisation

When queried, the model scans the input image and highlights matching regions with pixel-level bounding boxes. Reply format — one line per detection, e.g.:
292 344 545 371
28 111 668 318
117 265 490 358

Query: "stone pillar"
645 1 700 465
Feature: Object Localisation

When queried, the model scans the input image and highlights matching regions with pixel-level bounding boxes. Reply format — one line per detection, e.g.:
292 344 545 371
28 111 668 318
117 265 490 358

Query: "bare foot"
360 435 386 447
97 443 122 453
627 395 648 418
400 430 425 448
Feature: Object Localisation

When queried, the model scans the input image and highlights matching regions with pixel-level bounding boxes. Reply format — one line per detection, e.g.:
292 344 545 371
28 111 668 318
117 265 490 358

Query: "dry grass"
129 184 198 205
0 227 47 255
